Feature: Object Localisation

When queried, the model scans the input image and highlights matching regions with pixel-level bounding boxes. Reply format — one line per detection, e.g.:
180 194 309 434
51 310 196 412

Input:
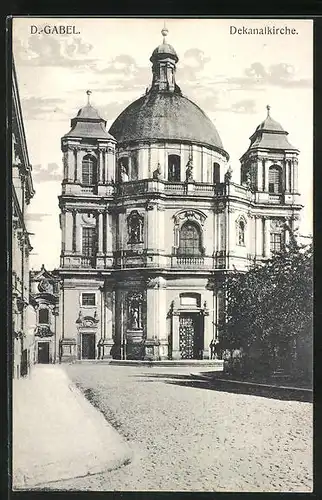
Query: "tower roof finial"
266 104 271 117
161 21 168 43
86 89 92 105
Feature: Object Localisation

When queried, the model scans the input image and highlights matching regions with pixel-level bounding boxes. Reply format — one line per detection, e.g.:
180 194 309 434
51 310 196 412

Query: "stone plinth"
59 338 77 363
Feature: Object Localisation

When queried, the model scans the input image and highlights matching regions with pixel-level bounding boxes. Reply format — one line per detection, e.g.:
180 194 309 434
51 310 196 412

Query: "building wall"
12 61 35 378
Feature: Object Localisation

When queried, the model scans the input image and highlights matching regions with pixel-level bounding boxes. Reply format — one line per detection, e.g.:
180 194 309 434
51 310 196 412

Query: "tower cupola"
63 90 115 140
149 26 180 93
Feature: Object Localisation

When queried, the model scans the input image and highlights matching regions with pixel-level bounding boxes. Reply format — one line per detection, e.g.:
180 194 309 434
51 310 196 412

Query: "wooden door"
81 333 96 359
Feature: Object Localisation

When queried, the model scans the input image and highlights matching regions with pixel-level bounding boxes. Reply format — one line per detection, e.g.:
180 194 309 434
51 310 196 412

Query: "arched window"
213 163 220 184
127 211 144 244
39 308 49 324
178 222 202 256
238 220 245 246
168 155 181 182
82 155 97 185
268 166 282 193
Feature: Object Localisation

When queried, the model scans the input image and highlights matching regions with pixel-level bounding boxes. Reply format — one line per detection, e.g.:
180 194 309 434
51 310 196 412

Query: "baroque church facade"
56 29 302 362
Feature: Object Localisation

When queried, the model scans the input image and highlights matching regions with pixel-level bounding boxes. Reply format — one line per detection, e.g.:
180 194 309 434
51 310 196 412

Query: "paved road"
48 364 312 492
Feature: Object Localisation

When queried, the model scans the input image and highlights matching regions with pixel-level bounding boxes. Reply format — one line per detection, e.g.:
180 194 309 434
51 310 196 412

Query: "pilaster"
145 277 167 360
264 216 270 257
65 210 73 253
76 147 82 183
255 215 262 257
257 159 263 191
264 161 269 192
293 158 299 192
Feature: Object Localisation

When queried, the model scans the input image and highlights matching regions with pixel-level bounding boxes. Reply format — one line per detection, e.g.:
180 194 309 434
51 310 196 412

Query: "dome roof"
109 91 227 154
150 43 178 63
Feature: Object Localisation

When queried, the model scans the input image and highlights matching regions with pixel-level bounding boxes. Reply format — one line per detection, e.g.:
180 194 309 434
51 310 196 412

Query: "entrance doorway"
38 342 50 364
179 313 203 359
81 333 96 359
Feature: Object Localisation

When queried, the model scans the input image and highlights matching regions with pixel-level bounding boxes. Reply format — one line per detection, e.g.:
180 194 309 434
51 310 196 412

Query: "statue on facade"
129 303 140 329
120 162 129 183
128 212 143 243
76 310 83 323
130 222 140 243
245 170 252 189
153 163 162 180
185 156 194 181
224 165 233 183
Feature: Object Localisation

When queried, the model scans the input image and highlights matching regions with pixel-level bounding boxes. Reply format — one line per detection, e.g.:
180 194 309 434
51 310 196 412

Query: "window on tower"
82 227 96 256
268 165 282 193
178 222 202 256
82 155 97 185
213 163 220 184
168 155 181 182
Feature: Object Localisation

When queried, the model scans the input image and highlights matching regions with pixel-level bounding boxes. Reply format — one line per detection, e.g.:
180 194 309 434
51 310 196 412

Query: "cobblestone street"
47 364 312 492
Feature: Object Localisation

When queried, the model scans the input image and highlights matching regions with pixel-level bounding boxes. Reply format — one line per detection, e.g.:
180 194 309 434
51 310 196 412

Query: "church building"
57 28 302 362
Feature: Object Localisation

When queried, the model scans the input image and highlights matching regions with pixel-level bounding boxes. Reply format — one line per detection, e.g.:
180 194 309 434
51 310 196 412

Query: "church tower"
239 106 302 261
58 91 116 361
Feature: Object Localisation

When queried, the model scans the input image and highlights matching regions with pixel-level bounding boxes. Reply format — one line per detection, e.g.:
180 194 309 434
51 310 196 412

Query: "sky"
12 18 313 270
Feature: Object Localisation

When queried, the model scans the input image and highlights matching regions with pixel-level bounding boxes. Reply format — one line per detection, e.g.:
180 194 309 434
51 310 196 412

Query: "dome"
109 27 227 156
109 91 226 154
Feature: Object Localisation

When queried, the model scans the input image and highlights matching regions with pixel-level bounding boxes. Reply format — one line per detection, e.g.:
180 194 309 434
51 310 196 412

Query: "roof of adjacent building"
109 91 225 152
247 106 298 152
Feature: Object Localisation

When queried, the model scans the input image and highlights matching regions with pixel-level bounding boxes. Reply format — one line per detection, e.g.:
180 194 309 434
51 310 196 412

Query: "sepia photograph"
10 17 313 492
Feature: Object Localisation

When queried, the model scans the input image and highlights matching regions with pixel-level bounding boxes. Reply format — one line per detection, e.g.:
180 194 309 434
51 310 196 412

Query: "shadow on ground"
132 373 312 403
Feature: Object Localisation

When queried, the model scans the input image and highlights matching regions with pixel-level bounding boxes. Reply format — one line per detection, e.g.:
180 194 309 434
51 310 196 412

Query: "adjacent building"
29 266 60 364
12 61 36 377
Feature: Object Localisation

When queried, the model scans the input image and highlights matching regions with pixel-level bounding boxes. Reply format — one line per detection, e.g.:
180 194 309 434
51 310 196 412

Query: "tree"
220 239 313 377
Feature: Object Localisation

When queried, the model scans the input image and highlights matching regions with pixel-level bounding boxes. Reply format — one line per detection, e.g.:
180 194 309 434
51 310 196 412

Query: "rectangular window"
81 293 96 306
39 308 49 324
270 232 283 253
180 296 197 306
82 227 96 256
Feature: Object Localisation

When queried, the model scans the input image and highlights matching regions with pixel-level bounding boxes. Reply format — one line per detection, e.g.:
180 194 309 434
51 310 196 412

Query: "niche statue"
120 162 129 183
153 163 162 180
